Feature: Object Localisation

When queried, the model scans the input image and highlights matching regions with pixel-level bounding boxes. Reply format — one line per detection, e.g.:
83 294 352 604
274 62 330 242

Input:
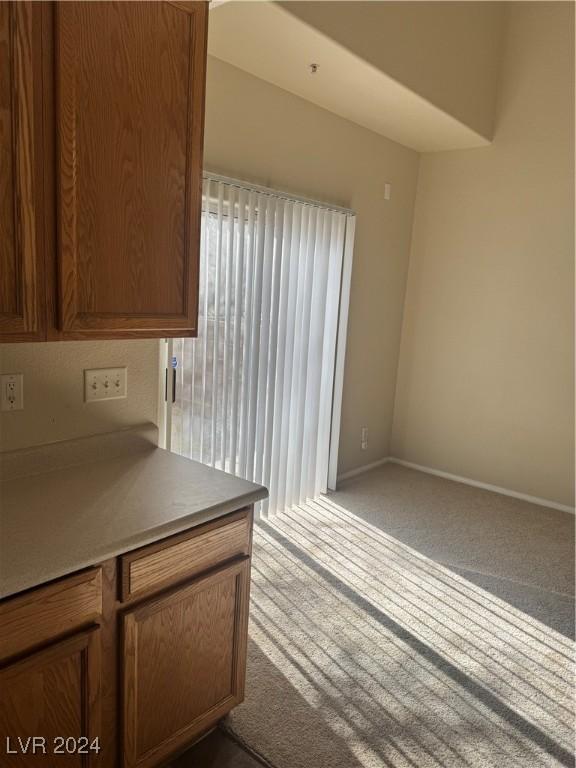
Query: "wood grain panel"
0 568 102 662
55 1 207 337
98 559 119 768
120 508 252 601
0 3 17 316
0 629 101 767
0 1 44 341
121 558 251 768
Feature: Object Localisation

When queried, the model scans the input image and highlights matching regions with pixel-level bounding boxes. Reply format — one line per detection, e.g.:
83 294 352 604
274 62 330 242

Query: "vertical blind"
171 176 355 516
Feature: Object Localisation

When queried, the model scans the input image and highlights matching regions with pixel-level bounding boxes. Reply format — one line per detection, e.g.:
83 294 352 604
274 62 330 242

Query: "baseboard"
388 457 575 515
337 457 390 482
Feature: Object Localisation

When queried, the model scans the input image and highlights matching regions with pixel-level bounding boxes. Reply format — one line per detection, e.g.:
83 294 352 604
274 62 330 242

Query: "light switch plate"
84 368 127 402
1 373 24 411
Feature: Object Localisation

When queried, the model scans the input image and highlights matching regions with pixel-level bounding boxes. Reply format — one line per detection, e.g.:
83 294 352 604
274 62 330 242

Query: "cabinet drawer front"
120 508 252 601
122 559 251 768
0 568 102 662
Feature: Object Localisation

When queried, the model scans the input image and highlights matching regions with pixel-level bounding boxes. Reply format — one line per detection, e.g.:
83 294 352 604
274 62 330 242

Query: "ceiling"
207 1 492 152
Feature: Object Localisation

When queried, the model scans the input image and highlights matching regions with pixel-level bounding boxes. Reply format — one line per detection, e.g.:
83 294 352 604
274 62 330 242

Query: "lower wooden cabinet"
121 559 251 768
0 507 254 767
0 629 101 767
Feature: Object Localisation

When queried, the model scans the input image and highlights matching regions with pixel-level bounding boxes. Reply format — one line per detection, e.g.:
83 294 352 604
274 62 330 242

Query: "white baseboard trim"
388 457 575 515
336 455 575 514
337 457 390 482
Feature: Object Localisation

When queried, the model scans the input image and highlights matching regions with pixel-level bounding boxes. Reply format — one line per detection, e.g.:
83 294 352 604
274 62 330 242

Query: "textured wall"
391 2 575 506
0 341 160 452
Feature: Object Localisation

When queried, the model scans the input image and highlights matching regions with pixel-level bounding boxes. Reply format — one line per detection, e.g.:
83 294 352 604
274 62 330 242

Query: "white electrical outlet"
1 373 24 411
84 368 127 402
361 426 368 450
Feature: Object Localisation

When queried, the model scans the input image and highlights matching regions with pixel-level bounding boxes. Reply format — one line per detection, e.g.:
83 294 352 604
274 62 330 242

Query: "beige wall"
391 2 575 507
204 56 420 475
282 1 505 140
0 341 159 452
209 2 499 152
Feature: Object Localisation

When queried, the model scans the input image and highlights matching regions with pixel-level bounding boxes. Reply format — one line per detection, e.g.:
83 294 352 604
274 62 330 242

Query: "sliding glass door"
168 175 355 515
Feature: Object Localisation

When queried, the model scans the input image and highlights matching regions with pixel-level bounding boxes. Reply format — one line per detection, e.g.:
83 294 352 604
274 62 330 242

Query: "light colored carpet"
336 464 574 599
225 466 575 768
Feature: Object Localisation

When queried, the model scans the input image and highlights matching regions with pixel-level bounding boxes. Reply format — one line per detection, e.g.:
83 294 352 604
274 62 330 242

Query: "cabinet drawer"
120 508 252 602
0 568 102 662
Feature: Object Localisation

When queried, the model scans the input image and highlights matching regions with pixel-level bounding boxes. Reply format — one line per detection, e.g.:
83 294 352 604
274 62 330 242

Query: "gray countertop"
0 426 268 599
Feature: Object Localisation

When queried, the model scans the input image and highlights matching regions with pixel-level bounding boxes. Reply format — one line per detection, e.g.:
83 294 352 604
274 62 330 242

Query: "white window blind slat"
182 338 193 459
293 206 319 506
229 187 247 476
276 202 302 512
316 215 346 495
199 179 212 463
285 204 310 509
254 197 277 486
209 184 225 467
261 200 285 517
303 210 332 501
245 195 268 482
268 201 294 514
238 190 257 478
328 216 356 491
220 185 235 471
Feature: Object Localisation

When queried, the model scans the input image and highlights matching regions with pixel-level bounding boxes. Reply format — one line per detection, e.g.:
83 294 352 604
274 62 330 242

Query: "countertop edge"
0 484 268 601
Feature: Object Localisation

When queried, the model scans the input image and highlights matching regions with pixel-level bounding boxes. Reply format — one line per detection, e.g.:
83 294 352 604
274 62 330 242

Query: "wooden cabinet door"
0 629 101 767
54 2 207 339
121 559 251 768
0 2 44 342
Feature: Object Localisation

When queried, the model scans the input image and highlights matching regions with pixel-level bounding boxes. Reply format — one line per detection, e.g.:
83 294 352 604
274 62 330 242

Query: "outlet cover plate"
84 368 127 402
1 373 24 411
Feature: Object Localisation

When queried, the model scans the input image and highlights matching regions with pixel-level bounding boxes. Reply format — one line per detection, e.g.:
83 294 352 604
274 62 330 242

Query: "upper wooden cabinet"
54 2 207 338
0 1 208 343
0 2 44 342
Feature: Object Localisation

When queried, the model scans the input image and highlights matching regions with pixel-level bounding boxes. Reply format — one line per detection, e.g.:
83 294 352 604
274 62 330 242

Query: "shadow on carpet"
224 497 575 768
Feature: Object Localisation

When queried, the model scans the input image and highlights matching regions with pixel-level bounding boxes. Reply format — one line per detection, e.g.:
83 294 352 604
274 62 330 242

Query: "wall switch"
361 426 368 450
1 373 24 411
84 368 127 402
384 183 392 201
